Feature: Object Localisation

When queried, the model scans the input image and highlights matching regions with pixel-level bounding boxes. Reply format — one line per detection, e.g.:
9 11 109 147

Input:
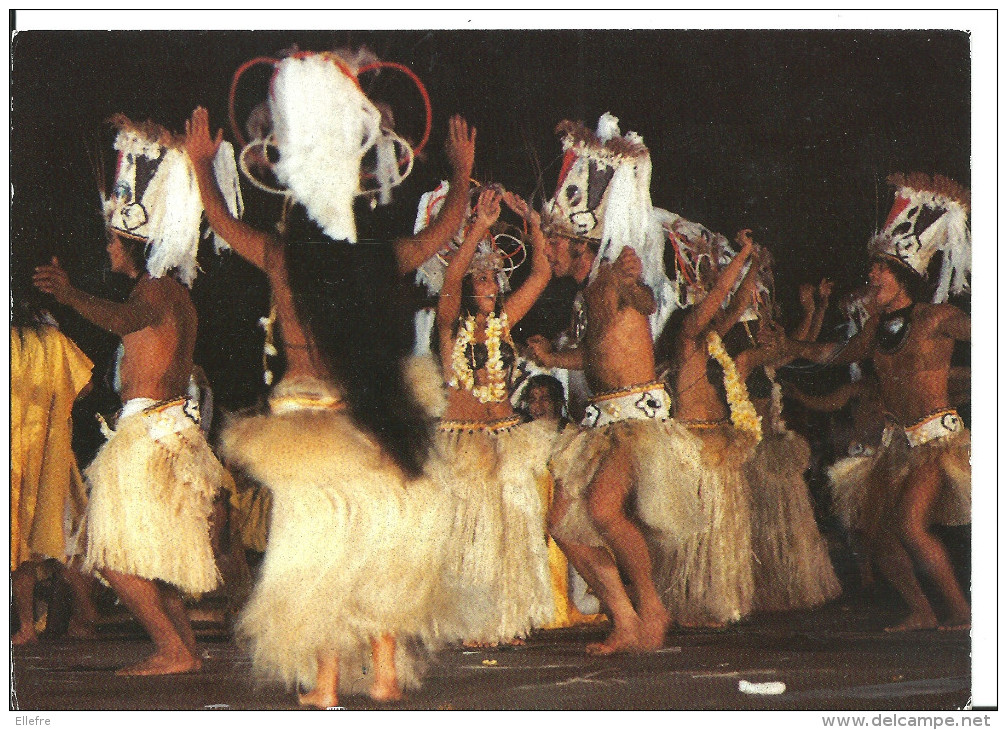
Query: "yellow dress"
10 326 93 571
536 469 606 629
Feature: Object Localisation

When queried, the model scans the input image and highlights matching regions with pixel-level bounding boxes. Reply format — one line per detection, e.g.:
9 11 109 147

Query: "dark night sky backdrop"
10 29 970 418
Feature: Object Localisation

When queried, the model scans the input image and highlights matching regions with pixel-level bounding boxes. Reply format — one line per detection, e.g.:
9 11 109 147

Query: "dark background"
10 29 970 454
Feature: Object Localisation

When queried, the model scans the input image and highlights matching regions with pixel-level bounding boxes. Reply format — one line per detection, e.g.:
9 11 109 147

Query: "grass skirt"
861 427 971 543
428 418 556 644
652 424 756 626
744 429 841 612
221 399 459 695
827 454 875 533
80 401 223 594
549 418 706 551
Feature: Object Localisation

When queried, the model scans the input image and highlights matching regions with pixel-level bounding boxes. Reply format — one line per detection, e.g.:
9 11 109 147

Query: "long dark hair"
283 206 430 479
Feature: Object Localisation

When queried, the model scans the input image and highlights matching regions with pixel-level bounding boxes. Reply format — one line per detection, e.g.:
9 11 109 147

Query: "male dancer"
530 247 704 653
35 231 223 675
787 254 970 630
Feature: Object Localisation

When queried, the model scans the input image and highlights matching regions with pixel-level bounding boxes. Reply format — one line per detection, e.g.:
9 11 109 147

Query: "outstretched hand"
445 115 476 179
33 257 74 305
184 107 224 165
501 191 541 228
817 278 834 304
735 228 756 253
798 283 815 312
473 186 502 229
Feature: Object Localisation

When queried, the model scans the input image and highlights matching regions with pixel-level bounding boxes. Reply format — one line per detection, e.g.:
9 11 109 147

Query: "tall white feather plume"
142 147 204 287
596 112 621 143
932 203 971 303
589 144 674 336
270 55 382 243
210 140 244 253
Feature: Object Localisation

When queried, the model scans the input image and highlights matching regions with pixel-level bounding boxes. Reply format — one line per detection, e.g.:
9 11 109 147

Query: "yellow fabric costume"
535 463 606 630
10 326 93 570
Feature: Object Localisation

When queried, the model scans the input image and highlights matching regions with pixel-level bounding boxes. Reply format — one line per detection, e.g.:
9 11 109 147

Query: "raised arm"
713 246 764 337
791 282 817 341
394 115 477 275
500 191 552 325
34 258 160 336
184 107 280 271
807 278 834 341
681 229 754 340
435 187 501 331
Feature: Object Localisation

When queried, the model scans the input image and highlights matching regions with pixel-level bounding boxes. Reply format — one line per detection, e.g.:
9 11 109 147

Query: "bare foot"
639 604 671 650
368 679 403 703
11 627 38 646
298 686 339 709
884 612 938 633
505 637 526 647
463 640 497 649
116 648 201 676
586 623 642 655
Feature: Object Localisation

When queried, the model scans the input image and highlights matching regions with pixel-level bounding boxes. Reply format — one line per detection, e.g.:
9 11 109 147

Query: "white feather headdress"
868 172 971 303
103 116 242 287
546 113 674 337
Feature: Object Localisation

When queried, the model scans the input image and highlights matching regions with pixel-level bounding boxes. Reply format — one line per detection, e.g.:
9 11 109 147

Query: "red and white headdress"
869 172 971 303
230 49 431 244
546 113 674 336
103 115 242 286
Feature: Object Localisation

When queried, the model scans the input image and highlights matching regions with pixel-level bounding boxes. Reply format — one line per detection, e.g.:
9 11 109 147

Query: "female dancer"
432 186 555 646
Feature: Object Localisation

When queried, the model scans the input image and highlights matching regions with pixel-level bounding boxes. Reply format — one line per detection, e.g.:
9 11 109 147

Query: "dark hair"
875 256 930 303
521 374 565 408
10 257 52 332
283 206 430 479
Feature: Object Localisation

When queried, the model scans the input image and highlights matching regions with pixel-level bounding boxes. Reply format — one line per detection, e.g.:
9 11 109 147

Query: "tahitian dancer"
432 185 556 647
185 50 476 707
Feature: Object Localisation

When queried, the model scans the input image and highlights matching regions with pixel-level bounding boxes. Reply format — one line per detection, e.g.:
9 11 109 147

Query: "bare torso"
672 334 730 423
872 303 958 425
582 269 657 393
118 276 198 402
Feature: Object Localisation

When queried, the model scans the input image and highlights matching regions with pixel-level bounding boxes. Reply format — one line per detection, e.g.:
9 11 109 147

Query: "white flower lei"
449 312 512 403
706 331 762 442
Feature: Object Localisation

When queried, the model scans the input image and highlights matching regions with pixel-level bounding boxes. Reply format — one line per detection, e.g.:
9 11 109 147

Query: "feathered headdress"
412 180 512 295
868 172 971 303
232 49 430 243
546 113 674 337
103 115 242 287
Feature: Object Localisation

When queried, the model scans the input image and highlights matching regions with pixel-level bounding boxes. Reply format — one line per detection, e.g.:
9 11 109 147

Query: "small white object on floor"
738 680 786 695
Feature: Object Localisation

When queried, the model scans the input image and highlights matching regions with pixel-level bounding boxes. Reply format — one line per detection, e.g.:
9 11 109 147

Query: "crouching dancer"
529 247 705 654
185 51 474 707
